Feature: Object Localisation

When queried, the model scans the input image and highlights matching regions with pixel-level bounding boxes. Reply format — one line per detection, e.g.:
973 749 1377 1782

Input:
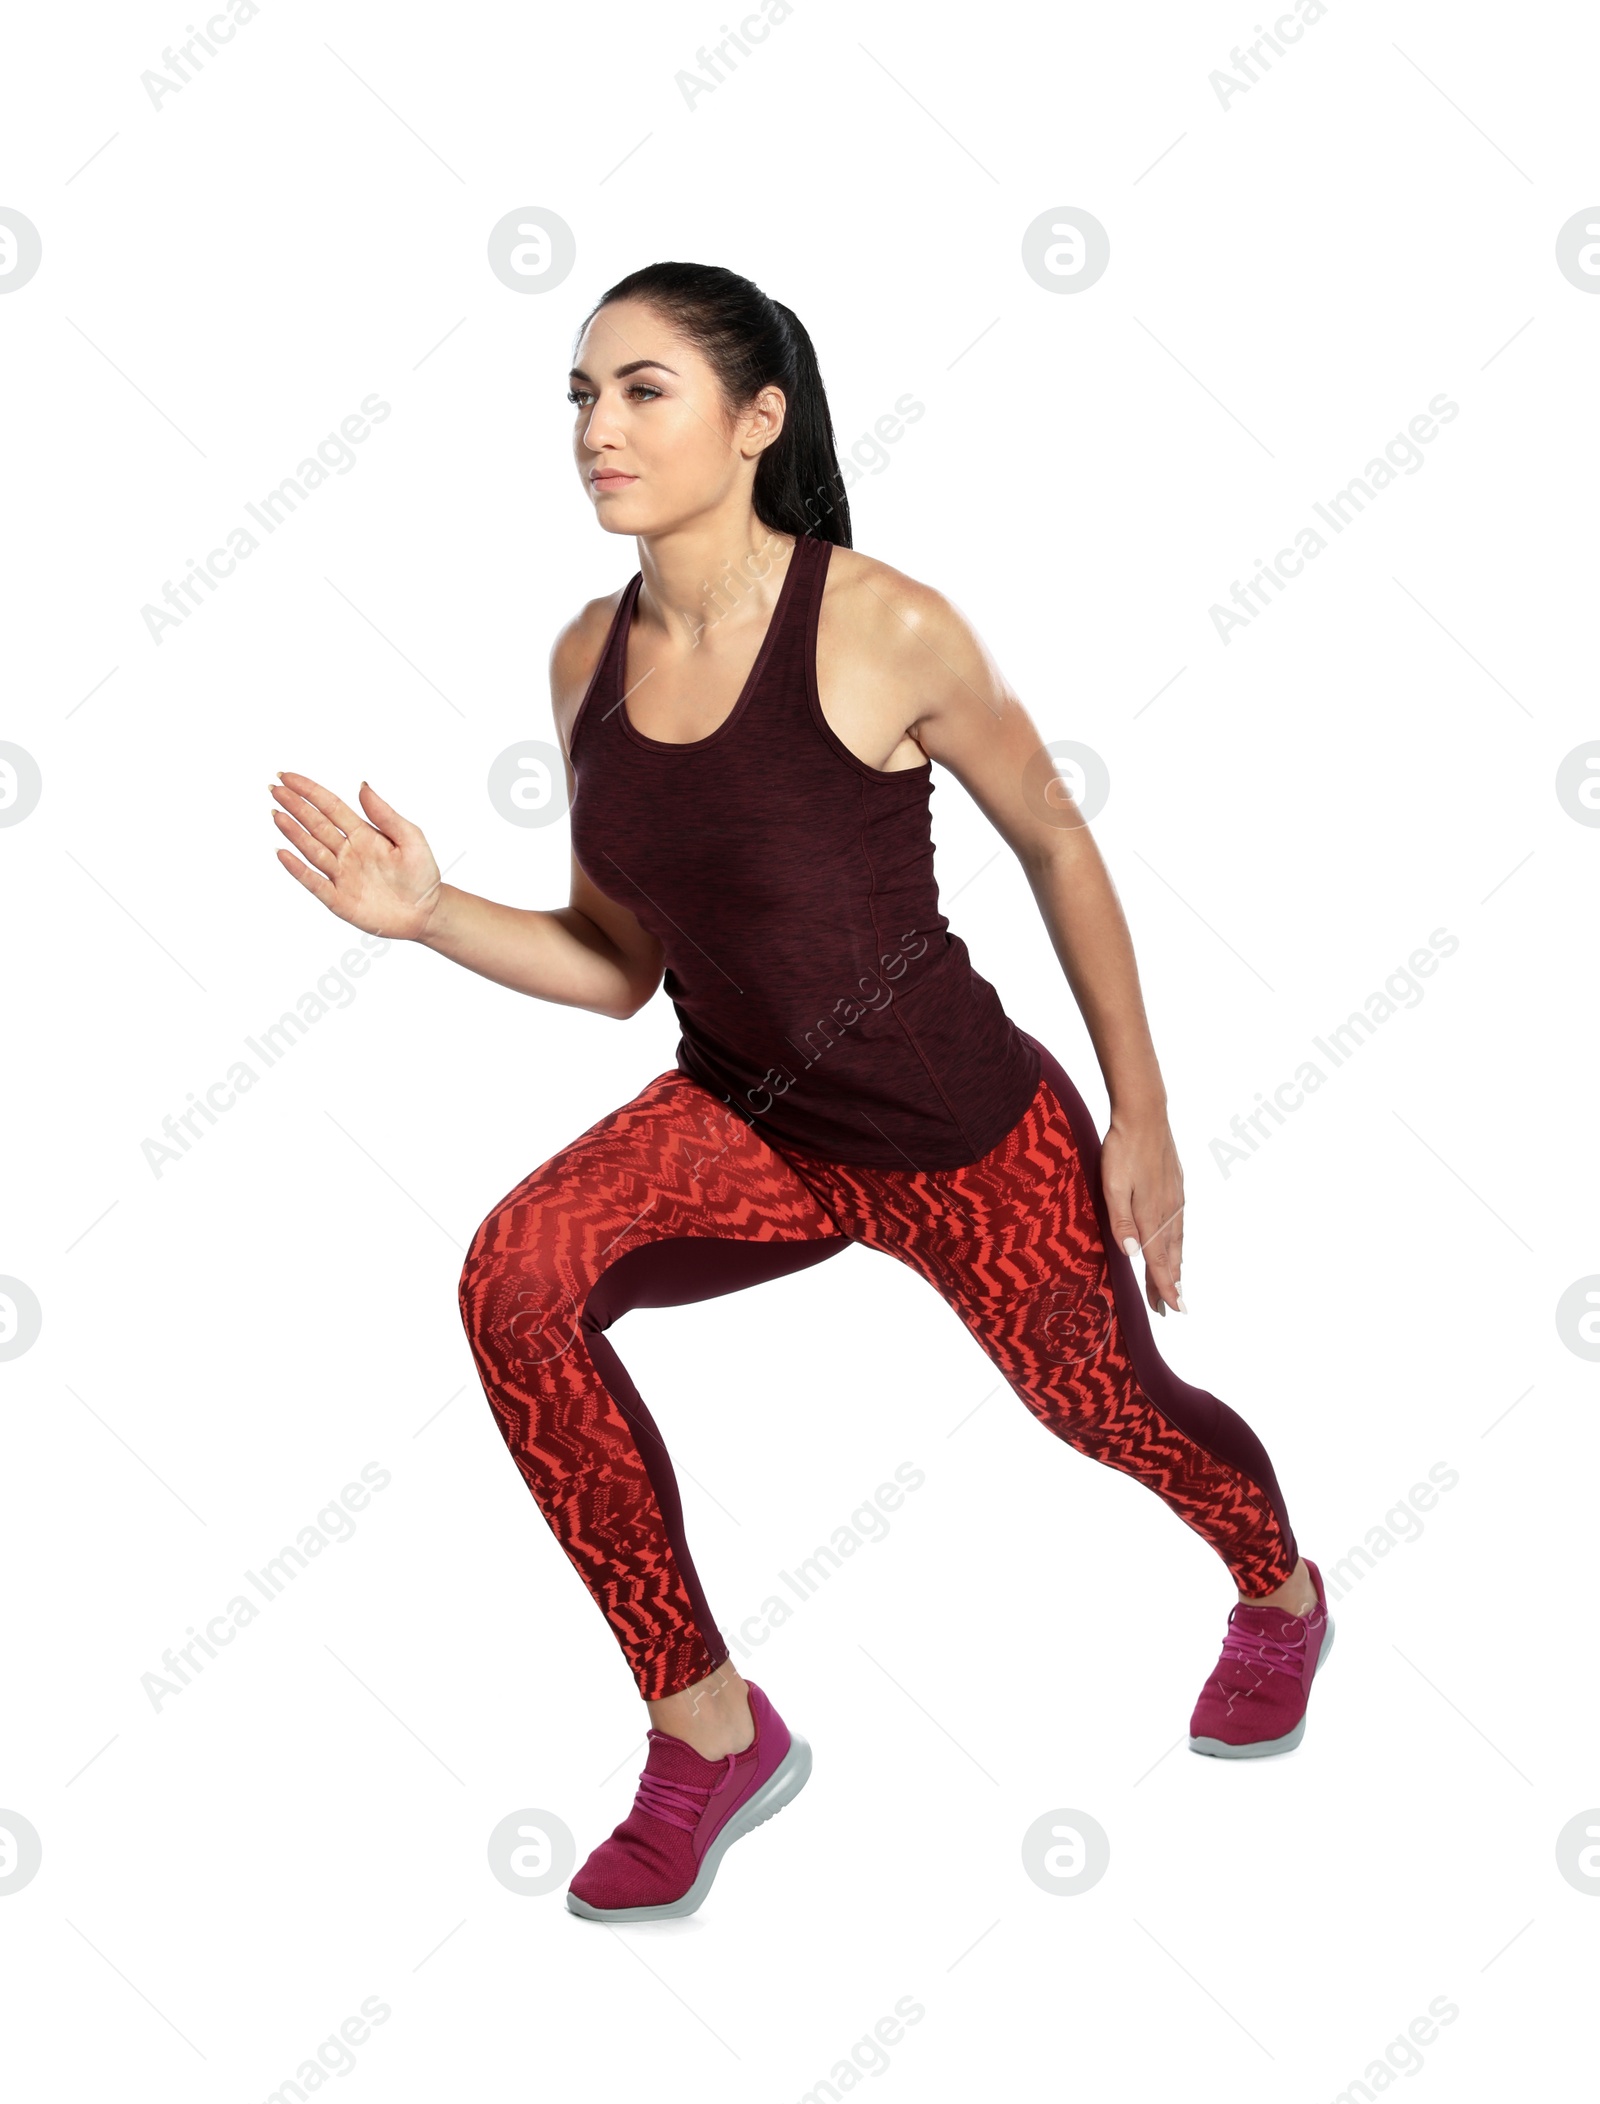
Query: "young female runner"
269 261 1333 1924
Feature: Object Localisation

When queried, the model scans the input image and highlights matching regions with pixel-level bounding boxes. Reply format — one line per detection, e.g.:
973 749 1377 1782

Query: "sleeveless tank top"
567 531 1042 1170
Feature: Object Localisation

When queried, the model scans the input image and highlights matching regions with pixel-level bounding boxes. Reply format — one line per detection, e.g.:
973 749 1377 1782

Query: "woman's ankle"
647 1660 755 1759
1239 1555 1316 1614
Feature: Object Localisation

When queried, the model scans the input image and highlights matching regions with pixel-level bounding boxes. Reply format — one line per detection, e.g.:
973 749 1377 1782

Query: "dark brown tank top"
567 531 1041 1169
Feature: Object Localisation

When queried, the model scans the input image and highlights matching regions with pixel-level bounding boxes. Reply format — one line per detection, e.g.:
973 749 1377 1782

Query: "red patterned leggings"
457 1036 1299 1701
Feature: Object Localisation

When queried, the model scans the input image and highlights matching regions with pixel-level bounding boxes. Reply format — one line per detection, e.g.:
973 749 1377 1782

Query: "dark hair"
575 261 852 547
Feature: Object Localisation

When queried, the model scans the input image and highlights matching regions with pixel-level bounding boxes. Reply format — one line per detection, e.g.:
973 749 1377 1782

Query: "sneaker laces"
1216 1609 1314 1686
634 1748 739 1832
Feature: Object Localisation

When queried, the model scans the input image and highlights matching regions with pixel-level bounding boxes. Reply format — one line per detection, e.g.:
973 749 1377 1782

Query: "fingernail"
1176 1289 1188 1314
1121 1236 1141 1263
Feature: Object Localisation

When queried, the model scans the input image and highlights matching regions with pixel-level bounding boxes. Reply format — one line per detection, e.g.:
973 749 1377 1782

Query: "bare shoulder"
549 585 628 755
820 544 1004 722
821 544 965 643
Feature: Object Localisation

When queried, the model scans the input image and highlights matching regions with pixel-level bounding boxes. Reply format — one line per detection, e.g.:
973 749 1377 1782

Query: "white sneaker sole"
566 1732 813 1921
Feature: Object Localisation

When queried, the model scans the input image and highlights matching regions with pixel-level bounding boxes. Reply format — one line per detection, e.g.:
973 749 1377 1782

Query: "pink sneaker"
1189 1558 1335 1758
566 1680 811 1920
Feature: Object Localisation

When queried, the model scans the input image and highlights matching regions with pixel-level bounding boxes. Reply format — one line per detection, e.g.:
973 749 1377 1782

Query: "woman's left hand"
1100 1111 1186 1317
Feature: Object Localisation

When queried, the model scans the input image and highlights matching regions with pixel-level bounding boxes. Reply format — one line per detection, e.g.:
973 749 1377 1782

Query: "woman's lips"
591 472 636 490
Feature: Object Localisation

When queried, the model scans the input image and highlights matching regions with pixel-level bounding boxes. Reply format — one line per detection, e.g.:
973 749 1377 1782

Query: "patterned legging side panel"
457 1039 1299 1700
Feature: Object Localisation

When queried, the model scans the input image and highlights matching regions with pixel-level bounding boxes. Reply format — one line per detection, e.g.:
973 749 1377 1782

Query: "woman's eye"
566 385 661 407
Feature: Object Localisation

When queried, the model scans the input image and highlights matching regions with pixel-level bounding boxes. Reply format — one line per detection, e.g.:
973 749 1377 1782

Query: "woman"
269 260 1333 1925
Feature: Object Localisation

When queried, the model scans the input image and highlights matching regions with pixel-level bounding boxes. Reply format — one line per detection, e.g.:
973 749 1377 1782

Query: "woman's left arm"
888 576 1186 1317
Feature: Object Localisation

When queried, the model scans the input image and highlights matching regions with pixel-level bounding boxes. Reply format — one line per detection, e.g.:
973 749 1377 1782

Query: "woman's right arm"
269 597 665 1022
407 864 661 1020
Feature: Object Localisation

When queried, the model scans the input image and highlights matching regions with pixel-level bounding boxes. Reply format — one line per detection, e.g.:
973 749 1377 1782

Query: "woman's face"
568 298 783 535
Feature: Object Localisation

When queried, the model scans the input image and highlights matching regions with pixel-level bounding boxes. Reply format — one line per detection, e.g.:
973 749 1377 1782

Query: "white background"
3 1 1596 2097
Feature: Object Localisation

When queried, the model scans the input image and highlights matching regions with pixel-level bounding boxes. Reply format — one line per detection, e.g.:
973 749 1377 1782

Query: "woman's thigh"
770 1037 1299 1585
457 1067 854 1697
459 1067 850 1375
768 1057 1118 1399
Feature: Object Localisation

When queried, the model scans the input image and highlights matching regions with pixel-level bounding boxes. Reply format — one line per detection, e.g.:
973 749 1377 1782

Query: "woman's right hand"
270 772 444 942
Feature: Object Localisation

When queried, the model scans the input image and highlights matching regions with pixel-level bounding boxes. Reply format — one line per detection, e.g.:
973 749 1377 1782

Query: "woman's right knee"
457 1196 587 1382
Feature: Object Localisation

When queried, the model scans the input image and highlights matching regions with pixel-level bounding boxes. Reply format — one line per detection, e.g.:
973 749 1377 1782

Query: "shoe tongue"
644 1727 731 1783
